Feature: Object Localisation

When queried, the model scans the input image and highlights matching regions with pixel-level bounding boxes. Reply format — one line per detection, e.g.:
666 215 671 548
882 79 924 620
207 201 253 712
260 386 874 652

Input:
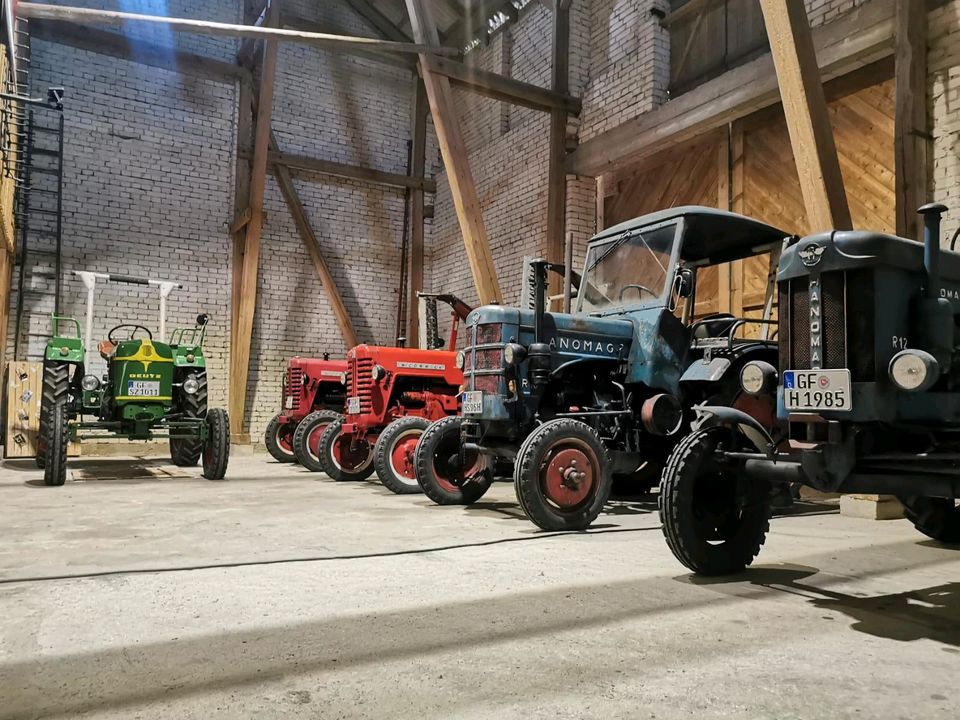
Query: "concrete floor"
0 454 958 719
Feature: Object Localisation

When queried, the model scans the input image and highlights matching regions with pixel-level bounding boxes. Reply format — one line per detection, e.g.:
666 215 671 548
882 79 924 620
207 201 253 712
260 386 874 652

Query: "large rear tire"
201 408 230 480
514 418 612 531
170 370 207 467
374 416 432 494
317 416 375 481
659 427 771 575
898 496 960 543
414 416 492 505
292 410 342 472
37 361 71 469
43 403 69 487
264 413 297 463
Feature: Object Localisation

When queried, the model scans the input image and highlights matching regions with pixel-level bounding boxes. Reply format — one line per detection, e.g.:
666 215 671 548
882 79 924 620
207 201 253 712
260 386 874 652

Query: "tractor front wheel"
170 370 207 467
898 496 960 544
318 416 375 481
37 361 71 469
201 408 230 480
293 410 343 472
374 416 431 494
43 403 69 487
264 414 297 463
514 419 612 531
659 427 772 575
414 416 492 505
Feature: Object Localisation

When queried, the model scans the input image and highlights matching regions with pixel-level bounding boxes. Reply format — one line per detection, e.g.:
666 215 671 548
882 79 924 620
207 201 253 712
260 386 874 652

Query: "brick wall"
929 0 960 243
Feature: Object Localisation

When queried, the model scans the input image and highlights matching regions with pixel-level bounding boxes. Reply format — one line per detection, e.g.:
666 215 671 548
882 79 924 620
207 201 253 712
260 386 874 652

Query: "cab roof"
591 205 792 265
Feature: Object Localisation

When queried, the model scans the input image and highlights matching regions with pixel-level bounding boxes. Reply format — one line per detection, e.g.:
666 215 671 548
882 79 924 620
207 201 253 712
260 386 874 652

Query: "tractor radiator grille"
348 357 375 414
778 269 875 381
473 349 501 371
285 367 303 411
464 323 504 392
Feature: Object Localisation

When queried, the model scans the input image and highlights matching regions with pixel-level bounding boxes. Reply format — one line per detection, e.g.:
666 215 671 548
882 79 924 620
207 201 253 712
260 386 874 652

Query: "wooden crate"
4 361 80 458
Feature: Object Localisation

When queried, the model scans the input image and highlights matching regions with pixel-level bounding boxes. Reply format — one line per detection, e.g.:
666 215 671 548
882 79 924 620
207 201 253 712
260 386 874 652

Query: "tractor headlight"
454 350 465 370
503 343 527 366
740 361 777 396
183 376 200 395
371 364 386 382
339 372 348 385
80 374 100 391
889 349 939 392
186 353 195 363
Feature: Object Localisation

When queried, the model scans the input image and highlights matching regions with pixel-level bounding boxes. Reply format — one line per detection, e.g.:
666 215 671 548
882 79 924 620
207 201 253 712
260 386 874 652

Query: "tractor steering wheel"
107 324 153 344
619 283 657 301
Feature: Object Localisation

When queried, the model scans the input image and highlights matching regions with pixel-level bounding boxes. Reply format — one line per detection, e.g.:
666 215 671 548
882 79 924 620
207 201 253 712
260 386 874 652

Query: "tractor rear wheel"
374 416 431 494
898 496 960 543
201 408 230 480
37 361 71 469
317 416 375 481
170 370 207 467
43 403 69 487
659 427 771 575
292 410 342 472
264 414 296 463
414 416 492 505
514 419 612 531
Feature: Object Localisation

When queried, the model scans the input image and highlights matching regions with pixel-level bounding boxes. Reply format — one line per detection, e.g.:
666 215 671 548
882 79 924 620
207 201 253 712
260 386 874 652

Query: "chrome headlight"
80 374 100 392
371 364 386 382
889 349 939 392
503 343 527 366
454 350 465 370
339 372 348 385
740 360 777 396
182 376 200 395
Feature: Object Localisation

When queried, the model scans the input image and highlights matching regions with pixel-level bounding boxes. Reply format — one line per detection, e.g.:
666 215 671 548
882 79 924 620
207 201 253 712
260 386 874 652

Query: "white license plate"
285 396 294 410
127 380 160 397
462 391 483 415
783 369 852 411
346 396 361 414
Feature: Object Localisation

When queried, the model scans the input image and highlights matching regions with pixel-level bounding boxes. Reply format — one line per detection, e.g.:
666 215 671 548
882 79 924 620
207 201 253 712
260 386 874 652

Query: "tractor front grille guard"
285 366 303 411
464 323 504 393
347 356 375 415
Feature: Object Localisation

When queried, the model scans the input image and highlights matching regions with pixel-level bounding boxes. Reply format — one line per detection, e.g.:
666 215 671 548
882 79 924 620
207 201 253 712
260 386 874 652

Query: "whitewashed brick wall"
929 0 960 243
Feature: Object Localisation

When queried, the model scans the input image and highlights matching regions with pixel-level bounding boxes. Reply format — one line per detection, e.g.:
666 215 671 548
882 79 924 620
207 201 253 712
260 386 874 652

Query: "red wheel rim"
307 422 331 459
432 446 484 493
277 423 295 452
541 442 596 511
332 432 373 472
389 430 422 480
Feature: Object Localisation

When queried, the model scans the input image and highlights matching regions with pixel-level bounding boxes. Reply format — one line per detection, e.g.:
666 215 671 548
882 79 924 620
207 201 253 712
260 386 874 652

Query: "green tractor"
37 271 230 486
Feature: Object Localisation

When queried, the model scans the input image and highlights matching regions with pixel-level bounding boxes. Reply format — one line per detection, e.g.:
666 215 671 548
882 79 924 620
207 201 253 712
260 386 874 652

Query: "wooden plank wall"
602 73 895 325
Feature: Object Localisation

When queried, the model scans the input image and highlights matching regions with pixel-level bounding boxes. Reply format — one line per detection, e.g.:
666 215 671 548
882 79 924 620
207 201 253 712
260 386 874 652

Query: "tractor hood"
348 344 462 386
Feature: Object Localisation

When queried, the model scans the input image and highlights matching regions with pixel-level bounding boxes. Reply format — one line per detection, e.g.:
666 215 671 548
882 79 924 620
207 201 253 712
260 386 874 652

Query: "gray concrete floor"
0 454 957 719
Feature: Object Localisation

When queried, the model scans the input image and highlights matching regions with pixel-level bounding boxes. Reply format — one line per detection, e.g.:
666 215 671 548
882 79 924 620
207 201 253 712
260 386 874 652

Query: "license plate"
783 369 851 411
346 396 361 414
462 391 483 415
127 380 160 397
285 396 293 410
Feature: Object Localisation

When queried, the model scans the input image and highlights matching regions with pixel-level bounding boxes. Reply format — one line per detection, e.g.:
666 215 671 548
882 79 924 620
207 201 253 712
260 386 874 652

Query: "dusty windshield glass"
578 223 677 313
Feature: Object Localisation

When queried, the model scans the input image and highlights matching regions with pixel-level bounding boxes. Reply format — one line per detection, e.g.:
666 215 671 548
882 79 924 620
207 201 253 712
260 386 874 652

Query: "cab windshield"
577 223 678 314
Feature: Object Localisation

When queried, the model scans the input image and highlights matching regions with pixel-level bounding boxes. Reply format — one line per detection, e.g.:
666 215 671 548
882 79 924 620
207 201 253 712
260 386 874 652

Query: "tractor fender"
679 357 730 383
693 404 776 456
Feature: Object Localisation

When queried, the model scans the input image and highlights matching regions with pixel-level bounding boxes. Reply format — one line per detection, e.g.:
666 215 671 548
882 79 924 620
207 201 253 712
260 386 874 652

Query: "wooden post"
546 0 570 306
404 0 502 305
230 4 278 439
595 175 606 233
730 123 745 316
0 248 11 365
717 128 732 314
894 0 928 240
759 0 851 232
407 79 428 344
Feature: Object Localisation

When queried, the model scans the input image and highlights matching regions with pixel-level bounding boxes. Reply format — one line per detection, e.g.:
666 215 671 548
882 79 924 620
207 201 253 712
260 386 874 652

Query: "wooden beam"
759 0 851 232
422 54 581 115
0 249 11 366
343 0 412 42
406 0 502 304
259 150 436 192
894 0 928 239
273 160 358 350
730 123 745 317
717 127 732 314
407 80 429 344
568 0 897 177
230 77 255 390
546 0 570 306
280 11 417 68
230 6 279 438
19 2 460 57
29 19 250 83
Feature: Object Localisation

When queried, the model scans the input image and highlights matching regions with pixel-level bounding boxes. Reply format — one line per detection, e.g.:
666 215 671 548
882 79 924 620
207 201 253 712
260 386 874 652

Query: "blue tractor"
415 207 790 530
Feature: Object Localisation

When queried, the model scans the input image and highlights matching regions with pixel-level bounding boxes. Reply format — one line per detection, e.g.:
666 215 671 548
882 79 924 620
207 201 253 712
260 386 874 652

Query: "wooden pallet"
4 361 80 458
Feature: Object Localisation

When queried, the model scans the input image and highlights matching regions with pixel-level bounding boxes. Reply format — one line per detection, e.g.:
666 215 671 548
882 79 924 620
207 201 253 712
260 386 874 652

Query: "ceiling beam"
343 0 412 43
19 2 460 56
281 11 416 68
259 150 436 192
894 0 928 239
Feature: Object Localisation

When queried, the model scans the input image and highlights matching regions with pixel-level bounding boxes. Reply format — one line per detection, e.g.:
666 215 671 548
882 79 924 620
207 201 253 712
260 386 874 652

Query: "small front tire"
292 410 342 472
264 414 297 463
202 408 230 480
898 496 960 544
374 416 432 494
317 416 375 482
414 416 492 505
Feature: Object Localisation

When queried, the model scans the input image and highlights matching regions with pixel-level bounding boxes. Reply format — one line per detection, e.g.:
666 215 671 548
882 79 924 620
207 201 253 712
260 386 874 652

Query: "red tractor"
309 294 472 494
263 354 347 464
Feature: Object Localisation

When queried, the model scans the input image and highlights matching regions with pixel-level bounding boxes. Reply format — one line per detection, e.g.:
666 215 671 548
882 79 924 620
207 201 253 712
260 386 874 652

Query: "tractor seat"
98 339 117 359
692 313 738 340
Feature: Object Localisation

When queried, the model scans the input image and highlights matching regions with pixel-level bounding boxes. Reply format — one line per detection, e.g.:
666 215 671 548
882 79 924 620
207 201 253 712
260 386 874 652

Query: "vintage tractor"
37 271 229 486
303 293 471 494
415 207 788 531
263 354 347 463
659 203 960 575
